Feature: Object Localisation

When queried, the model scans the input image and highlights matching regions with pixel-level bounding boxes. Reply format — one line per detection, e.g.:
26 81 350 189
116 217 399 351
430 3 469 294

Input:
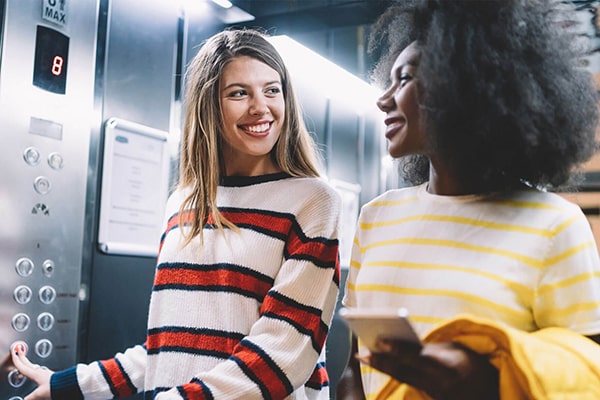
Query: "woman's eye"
266 87 281 96
399 74 412 87
228 90 247 97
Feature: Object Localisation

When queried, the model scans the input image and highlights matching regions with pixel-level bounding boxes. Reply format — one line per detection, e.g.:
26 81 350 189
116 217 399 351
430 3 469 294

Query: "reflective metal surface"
0 0 99 397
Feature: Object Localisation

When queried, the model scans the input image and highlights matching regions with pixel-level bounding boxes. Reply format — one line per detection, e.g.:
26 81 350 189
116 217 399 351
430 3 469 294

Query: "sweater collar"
220 172 291 187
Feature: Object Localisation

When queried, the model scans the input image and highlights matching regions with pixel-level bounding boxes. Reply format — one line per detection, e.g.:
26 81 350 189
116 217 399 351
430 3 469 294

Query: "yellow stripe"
493 199 563 210
546 300 600 318
360 260 533 298
360 238 543 269
360 214 553 237
552 215 583 235
537 270 600 294
368 196 419 207
346 280 357 291
409 314 446 326
355 283 530 322
544 241 596 266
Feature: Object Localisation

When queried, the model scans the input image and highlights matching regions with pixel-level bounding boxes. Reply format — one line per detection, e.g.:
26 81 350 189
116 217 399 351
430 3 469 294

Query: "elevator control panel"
0 0 99 398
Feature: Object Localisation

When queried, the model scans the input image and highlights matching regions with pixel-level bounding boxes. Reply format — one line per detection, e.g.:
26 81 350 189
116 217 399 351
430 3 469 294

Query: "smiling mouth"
241 122 271 135
385 121 404 139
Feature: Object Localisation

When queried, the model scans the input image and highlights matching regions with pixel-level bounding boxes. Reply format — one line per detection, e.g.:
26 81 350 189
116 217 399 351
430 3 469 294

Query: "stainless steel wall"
82 0 181 367
0 0 99 398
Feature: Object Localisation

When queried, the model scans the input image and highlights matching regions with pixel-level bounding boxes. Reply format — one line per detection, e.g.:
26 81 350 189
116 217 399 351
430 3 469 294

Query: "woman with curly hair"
339 1 600 399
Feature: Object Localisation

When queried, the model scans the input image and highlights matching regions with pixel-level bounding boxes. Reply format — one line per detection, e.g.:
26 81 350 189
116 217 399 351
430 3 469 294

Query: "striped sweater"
52 173 341 399
343 183 600 399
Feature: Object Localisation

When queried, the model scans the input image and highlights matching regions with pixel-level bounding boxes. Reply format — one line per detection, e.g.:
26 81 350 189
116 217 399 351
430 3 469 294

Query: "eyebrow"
222 80 282 91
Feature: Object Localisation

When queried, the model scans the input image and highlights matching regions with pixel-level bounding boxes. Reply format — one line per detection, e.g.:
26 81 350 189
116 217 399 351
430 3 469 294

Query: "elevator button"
13 285 32 304
7 369 26 388
37 312 55 331
39 286 56 304
48 152 64 170
15 257 34 277
11 313 30 332
23 147 41 166
42 259 55 277
34 176 51 194
35 339 53 358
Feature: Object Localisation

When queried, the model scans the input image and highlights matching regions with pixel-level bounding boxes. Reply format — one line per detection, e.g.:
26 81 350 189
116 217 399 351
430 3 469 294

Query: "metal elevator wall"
82 0 181 366
0 0 99 398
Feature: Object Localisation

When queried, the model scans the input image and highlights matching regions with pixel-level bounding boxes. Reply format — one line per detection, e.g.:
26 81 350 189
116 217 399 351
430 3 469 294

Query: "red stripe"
146 330 238 354
162 210 337 261
221 210 293 236
154 267 272 297
99 359 135 398
286 229 338 264
180 381 211 400
235 342 288 399
261 296 327 348
307 364 329 387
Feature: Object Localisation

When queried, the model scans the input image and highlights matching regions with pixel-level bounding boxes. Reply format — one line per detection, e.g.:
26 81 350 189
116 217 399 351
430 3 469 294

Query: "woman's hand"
361 339 499 400
10 342 54 400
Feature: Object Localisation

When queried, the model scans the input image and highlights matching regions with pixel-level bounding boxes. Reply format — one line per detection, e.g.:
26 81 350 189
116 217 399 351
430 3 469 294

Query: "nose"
249 94 269 116
376 88 394 112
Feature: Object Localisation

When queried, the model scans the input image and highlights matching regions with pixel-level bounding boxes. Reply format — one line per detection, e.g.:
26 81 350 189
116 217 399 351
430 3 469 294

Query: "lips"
384 116 405 139
239 121 272 137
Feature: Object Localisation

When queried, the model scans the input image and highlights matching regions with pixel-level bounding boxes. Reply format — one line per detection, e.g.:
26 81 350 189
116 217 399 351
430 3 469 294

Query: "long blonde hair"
178 29 321 244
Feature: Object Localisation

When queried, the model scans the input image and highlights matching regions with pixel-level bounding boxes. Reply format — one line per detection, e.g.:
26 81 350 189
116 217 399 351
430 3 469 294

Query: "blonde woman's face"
219 56 284 176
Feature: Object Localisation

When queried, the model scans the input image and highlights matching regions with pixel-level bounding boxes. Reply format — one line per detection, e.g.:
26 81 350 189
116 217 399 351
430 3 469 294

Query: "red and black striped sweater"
51 173 341 399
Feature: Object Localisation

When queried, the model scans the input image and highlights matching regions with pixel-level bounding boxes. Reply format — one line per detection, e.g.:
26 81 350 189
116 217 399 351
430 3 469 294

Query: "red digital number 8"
51 56 63 76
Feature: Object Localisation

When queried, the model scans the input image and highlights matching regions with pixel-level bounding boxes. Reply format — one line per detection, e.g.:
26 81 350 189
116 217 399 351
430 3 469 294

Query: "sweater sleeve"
534 206 600 334
51 343 147 399
155 183 342 400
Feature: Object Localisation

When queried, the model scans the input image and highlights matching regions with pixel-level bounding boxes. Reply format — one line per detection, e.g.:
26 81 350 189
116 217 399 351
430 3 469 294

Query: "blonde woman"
12 29 341 400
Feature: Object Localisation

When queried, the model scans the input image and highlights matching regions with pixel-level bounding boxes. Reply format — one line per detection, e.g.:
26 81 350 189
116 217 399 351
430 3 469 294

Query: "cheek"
221 102 245 123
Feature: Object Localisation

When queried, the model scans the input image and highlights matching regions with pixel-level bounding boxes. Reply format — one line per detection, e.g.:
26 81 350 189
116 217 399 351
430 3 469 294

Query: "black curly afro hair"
370 0 599 191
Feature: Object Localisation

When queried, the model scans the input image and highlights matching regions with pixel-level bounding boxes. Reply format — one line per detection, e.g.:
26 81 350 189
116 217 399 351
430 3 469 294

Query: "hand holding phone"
339 307 422 352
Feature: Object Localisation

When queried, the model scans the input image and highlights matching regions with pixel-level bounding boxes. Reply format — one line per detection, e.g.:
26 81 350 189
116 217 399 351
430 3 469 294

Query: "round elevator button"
48 152 64 170
13 285 32 304
37 312 55 331
39 286 57 305
8 369 26 388
34 176 51 194
23 147 40 166
15 257 34 277
35 339 53 358
11 313 30 332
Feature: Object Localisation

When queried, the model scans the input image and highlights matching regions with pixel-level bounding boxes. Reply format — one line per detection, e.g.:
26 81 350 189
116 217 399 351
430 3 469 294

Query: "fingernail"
356 355 371 364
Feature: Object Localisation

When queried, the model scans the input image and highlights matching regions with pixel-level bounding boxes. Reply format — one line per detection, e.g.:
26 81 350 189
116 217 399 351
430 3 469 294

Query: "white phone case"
339 307 422 352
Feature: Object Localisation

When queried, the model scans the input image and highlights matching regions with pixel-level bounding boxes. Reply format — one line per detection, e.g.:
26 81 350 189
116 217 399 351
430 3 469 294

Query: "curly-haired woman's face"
377 42 425 159
219 55 284 175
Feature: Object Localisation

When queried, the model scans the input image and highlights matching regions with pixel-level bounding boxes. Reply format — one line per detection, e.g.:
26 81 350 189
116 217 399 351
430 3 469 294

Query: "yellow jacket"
375 315 600 399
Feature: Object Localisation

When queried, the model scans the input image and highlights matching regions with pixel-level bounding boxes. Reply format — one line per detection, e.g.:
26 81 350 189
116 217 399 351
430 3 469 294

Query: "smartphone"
339 307 422 352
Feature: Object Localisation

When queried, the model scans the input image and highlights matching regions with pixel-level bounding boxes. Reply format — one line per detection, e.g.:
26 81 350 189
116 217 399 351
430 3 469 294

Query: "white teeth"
245 122 270 133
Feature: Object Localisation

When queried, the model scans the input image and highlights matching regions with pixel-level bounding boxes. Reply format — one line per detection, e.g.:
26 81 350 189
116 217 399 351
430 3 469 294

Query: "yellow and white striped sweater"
343 182 600 399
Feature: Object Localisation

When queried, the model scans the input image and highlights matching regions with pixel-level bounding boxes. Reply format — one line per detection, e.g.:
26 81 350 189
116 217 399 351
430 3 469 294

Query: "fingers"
11 342 53 383
9 342 53 400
